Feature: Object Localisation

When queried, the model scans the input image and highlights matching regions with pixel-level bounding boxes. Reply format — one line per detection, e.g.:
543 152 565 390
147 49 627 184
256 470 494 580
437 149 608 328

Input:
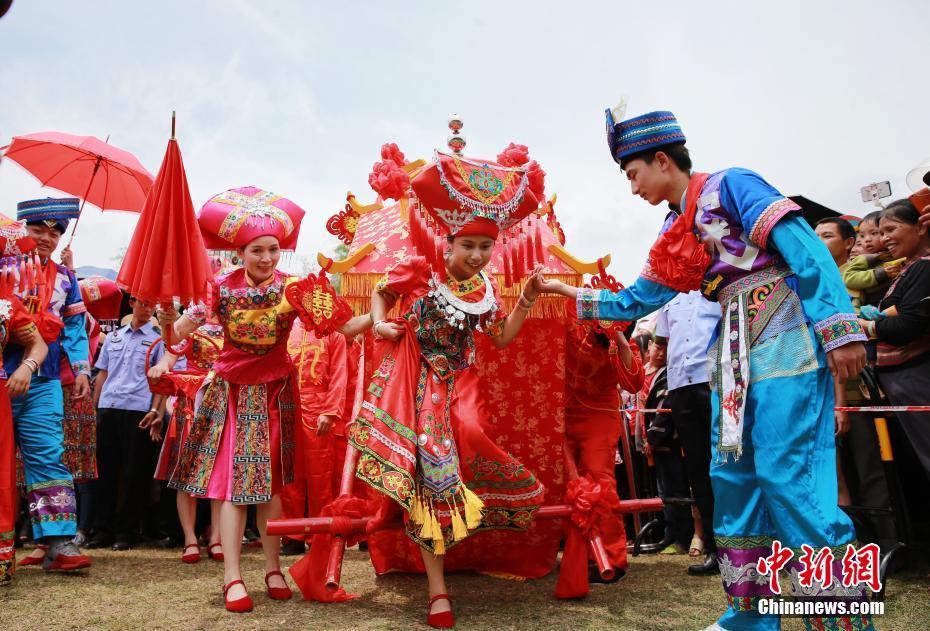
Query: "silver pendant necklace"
427 272 498 330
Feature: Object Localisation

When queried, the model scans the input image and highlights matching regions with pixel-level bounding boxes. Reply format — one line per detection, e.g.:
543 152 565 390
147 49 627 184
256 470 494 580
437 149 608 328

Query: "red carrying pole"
266 516 370 537
325 538 348 591
267 498 666 537
325 341 367 591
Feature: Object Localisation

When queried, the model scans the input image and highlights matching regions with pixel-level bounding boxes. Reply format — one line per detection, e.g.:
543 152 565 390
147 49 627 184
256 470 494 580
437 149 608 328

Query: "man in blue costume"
7 198 92 571
537 107 872 630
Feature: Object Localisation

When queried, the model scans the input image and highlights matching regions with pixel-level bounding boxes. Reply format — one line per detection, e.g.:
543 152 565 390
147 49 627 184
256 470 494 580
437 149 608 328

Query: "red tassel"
19 258 28 294
426 230 435 269
409 206 419 253
534 217 546 264
508 236 519 287
435 235 446 280
512 229 523 284
522 228 531 274
527 218 538 270
502 234 512 288
410 212 418 254
420 210 430 255
33 253 42 294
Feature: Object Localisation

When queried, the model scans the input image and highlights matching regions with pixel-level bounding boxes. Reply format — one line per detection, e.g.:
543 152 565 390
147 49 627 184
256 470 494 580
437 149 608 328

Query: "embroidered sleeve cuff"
185 303 208 327
70 360 91 377
62 302 87 318
577 287 601 320
749 198 801 249
815 313 867 352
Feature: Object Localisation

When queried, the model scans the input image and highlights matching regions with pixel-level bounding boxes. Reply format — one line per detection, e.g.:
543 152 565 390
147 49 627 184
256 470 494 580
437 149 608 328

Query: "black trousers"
94 408 158 541
878 360 930 481
667 383 716 553
653 447 693 549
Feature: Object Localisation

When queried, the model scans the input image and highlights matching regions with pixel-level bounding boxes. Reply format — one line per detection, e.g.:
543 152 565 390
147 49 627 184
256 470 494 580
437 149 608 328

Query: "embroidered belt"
714 263 791 462
716 263 792 307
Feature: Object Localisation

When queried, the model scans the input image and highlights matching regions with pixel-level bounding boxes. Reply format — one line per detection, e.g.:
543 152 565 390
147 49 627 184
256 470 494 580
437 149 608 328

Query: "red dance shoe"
427 594 455 629
223 579 254 613
43 550 92 571
18 544 48 566
181 544 201 564
265 570 293 600
208 543 224 561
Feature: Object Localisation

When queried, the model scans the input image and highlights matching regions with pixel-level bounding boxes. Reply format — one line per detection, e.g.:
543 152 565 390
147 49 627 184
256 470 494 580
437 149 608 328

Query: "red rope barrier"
834 405 930 413
624 406 930 414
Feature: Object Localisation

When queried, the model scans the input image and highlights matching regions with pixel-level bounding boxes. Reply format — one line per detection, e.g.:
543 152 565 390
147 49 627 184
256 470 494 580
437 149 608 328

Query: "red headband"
452 217 499 240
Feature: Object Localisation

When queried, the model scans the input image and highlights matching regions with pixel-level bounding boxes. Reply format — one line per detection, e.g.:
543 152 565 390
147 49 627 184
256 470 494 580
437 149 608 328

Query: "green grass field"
1 546 926 630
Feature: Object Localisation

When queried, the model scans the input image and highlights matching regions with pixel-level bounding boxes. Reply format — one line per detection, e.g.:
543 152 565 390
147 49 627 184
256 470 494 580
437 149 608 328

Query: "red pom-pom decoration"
380 142 407 168
525 160 546 201
496 142 530 167
368 160 410 201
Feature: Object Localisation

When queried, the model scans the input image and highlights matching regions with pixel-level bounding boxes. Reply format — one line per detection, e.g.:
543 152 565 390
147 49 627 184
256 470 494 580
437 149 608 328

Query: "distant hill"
74 265 117 280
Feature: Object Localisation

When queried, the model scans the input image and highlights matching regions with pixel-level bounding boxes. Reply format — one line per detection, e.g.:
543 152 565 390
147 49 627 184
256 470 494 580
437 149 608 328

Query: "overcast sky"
2 1 929 279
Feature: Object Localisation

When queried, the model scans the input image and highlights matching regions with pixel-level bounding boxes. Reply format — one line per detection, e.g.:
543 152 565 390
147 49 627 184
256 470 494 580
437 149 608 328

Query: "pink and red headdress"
198 186 305 251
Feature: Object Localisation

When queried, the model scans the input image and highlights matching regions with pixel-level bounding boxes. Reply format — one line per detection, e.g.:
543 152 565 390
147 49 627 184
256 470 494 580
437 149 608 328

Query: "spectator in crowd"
839 212 901 313
634 335 663 455
87 297 166 550
860 199 930 481
149 320 225 563
654 290 720 575
639 338 691 555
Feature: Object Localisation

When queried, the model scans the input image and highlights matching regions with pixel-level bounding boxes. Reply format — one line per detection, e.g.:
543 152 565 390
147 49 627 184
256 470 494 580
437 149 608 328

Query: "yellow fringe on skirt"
409 485 485 556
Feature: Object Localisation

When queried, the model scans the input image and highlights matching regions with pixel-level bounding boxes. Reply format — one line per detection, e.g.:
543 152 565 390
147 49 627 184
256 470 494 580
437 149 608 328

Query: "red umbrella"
2 131 154 241
116 116 211 313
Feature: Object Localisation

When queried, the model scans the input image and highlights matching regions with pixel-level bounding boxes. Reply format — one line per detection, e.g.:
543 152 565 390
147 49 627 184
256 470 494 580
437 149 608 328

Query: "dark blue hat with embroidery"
606 102 686 164
17 197 81 233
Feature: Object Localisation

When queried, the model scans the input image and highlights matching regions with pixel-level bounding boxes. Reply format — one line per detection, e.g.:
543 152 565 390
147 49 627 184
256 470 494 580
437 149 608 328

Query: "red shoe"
181 544 201 564
427 594 455 628
265 570 293 600
43 551 92 571
18 544 48 566
208 543 224 562
223 579 254 613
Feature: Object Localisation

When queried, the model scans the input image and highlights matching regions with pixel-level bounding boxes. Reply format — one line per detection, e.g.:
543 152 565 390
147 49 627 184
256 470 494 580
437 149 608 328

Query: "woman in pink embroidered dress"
154 188 368 613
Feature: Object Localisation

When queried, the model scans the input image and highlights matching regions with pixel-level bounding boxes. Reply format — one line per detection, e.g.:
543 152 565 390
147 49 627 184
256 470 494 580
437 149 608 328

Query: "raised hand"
60 246 75 270
522 265 544 301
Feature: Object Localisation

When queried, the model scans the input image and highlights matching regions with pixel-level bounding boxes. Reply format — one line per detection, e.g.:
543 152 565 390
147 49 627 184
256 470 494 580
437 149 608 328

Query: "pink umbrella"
2 131 154 241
